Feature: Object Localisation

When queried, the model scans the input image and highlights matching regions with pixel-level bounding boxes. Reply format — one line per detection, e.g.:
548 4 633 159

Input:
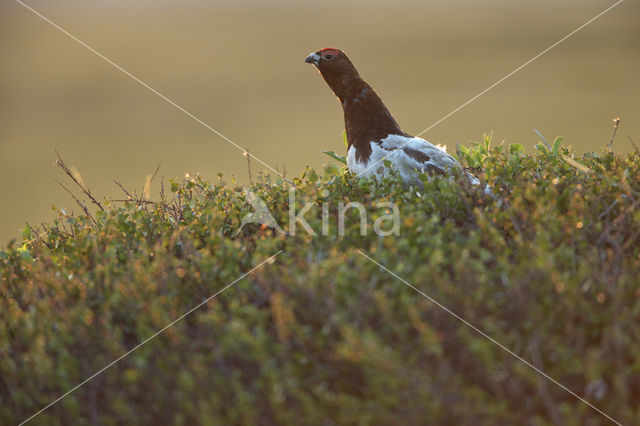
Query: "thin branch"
113 180 134 200
599 194 640 243
56 180 97 225
150 163 161 184
140 163 161 201
55 150 104 211
598 199 619 219
607 117 620 150
24 222 48 247
110 199 157 205
244 149 253 185
160 176 166 204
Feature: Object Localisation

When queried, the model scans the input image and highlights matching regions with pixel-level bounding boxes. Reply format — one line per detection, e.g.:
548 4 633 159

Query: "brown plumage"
305 47 489 192
305 48 409 163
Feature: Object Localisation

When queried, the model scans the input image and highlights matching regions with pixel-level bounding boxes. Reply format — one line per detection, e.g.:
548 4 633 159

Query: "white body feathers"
347 134 481 187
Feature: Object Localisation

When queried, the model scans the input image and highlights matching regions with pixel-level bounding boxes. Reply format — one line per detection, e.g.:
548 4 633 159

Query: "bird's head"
305 48 362 100
304 47 348 67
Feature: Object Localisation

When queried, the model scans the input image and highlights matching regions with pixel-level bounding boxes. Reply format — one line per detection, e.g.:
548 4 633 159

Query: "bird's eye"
324 54 334 60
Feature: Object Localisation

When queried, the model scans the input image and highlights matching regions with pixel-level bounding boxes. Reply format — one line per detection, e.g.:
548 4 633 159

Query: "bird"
305 47 486 190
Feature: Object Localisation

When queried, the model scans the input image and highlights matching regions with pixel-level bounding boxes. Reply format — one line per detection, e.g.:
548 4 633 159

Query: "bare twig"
599 193 640 243
627 135 639 153
24 222 47 246
113 180 134 200
150 163 161 184
244 149 253 185
621 228 640 251
160 176 166 204
25 222 38 237
611 193 639 228
56 180 97 225
140 163 161 201
111 199 157 205
607 117 620 150
598 199 619 219
55 150 104 211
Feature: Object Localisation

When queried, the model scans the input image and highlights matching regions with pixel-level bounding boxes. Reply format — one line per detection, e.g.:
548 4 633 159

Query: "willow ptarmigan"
305 47 486 190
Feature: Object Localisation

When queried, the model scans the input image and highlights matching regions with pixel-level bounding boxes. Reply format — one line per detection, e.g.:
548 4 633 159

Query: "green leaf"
533 129 552 155
342 130 348 149
307 168 319 183
535 142 550 155
561 154 591 173
552 137 563 157
509 143 525 155
323 163 341 177
322 150 347 165
17 242 34 262
22 225 32 240
483 133 492 153
18 250 33 262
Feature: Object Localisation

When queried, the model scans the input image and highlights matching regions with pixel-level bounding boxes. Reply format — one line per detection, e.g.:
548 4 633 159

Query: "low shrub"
1 140 639 425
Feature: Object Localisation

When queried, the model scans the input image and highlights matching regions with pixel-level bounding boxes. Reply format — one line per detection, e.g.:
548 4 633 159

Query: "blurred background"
1 0 638 245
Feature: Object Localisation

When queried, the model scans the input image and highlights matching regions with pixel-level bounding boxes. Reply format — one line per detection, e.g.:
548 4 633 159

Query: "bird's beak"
305 52 320 66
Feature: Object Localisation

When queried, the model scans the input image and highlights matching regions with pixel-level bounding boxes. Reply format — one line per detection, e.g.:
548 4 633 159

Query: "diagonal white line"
356 249 622 426
19 250 283 426
356 0 624 179
415 0 624 137
14 0 289 182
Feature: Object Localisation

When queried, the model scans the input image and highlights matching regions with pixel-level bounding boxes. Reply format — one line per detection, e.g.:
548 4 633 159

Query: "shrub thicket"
1 139 639 425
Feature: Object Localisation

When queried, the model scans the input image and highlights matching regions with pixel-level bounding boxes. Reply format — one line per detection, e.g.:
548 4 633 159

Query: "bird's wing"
379 134 461 174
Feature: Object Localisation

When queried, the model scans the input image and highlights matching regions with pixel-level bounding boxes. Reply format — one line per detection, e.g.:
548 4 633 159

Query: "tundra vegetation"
1 136 639 425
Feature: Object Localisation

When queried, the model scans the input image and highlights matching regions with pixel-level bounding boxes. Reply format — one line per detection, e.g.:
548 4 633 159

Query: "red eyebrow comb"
319 47 340 55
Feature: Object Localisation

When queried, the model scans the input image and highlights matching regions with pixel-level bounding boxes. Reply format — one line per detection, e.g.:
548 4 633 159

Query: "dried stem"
56 180 97 225
160 176 166 204
114 180 134 200
141 163 161 199
111 199 157 205
607 117 620 150
245 149 253 185
55 150 104 211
